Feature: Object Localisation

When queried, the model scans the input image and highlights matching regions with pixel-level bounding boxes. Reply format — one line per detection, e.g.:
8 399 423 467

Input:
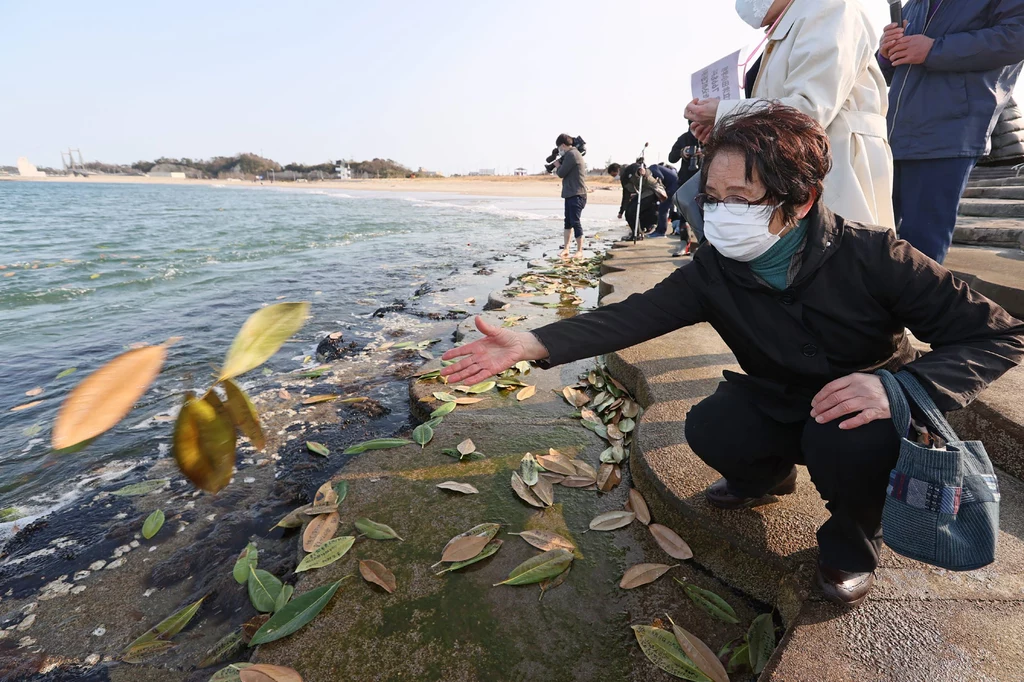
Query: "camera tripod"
631 142 649 245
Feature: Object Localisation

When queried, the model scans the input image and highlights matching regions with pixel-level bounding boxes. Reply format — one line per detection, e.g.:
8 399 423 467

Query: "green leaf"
581 420 608 440
56 367 77 380
306 441 330 457
209 663 254 682
728 644 751 673
199 630 245 669
493 548 574 586
342 438 413 455
354 517 403 541
746 613 776 674
221 378 265 450
515 361 532 374
233 542 258 584
423 417 444 429
333 480 348 504
111 479 168 497
142 509 165 540
124 597 205 651
677 580 740 624
433 392 457 402
296 536 355 572
219 302 310 380
416 370 442 380
457 380 496 394
274 584 295 613
173 391 237 494
632 625 711 681
520 453 539 486
600 445 625 464
249 578 350 646
412 424 433 449
618 418 636 433
247 568 283 613
436 539 503 574
122 639 176 663
430 401 457 418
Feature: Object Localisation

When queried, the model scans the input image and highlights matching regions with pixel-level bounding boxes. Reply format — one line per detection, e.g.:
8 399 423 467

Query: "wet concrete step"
958 198 1024 219
953 216 1024 248
945 244 1024 320
599 238 1024 681
962 185 1024 200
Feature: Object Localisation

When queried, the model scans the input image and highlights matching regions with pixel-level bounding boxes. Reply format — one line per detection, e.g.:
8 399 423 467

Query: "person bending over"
648 163 679 238
553 133 589 261
443 104 1024 608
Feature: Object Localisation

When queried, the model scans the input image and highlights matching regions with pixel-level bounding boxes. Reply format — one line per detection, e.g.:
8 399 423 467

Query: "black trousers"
625 195 658 232
564 194 587 238
684 380 901 572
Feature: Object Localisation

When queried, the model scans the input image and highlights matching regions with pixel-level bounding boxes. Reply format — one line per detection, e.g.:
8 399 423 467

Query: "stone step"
962 185 1024 200
945 245 1024 320
599 238 1024 681
953 216 1024 248
958 198 1024 219
970 165 1024 183
968 176 1024 188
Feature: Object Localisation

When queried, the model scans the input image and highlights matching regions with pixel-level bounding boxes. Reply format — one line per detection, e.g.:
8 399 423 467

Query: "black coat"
533 203 1024 418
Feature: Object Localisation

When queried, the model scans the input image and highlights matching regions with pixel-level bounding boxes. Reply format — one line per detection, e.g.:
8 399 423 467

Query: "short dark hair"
607 163 621 175
555 133 574 147
700 103 831 226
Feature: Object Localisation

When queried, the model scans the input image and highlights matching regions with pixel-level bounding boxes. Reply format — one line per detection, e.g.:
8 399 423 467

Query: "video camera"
545 136 587 173
683 145 703 173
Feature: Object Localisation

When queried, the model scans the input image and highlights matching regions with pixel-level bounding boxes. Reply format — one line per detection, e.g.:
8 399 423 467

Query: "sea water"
0 180 619 537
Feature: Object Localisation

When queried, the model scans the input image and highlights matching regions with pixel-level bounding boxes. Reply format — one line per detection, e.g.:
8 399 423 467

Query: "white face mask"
735 0 774 29
703 202 780 262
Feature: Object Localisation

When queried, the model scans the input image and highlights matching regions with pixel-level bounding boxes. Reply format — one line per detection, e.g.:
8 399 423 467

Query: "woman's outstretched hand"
810 373 891 430
440 316 549 386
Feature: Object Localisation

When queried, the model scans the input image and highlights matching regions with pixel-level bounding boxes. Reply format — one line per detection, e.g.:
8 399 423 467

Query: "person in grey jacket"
879 0 1024 263
553 134 589 261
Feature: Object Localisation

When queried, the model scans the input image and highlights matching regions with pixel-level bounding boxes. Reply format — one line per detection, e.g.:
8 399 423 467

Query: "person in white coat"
686 0 895 229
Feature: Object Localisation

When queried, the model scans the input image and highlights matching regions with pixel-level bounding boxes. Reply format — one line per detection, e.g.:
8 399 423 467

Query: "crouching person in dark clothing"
607 162 659 239
553 133 589 261
442 104 1024 608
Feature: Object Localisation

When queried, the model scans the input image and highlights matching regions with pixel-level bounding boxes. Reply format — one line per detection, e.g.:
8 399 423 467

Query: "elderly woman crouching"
441 104 1024 607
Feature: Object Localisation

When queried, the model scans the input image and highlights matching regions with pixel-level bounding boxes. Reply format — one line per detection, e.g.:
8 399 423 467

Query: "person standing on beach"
553 134 589 260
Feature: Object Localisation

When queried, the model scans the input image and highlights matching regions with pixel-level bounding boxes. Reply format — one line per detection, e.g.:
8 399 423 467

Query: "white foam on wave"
402 197 551 222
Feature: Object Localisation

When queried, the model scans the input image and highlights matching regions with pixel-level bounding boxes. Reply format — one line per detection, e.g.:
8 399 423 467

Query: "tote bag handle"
876 369 958 443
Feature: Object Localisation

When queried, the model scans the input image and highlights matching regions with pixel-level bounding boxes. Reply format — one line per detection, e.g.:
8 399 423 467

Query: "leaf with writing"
589 510 635 531
650 524 693 560
296 536 355 572
436 538 503 575
494 548 574 586
632 625 710 681
303 512 340 552
442 535 490 563
620 563 679 589
210 663 254 682
520 452 540 486
359 560 397 593
676 579 740 624
747 613 776 674
199 631 246 669
667 615 730 682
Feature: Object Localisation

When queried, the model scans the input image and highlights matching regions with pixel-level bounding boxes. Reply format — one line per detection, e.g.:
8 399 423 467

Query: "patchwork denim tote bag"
876 370 1000 571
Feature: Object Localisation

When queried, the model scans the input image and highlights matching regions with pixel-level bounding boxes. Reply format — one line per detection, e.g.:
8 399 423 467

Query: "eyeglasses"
696 192 776 216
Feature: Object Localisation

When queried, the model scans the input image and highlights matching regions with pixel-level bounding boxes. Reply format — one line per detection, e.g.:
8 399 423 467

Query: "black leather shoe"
817 561 875 608
704 468 798 510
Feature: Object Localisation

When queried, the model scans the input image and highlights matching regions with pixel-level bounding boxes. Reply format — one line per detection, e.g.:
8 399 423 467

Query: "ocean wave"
402 197 551 221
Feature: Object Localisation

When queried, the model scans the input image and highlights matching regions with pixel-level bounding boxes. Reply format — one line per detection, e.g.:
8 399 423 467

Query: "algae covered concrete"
254 258 770 682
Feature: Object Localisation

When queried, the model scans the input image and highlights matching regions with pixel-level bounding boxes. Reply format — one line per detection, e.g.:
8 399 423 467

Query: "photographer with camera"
551 133 589 261
668 129 703 255
606 161 661 239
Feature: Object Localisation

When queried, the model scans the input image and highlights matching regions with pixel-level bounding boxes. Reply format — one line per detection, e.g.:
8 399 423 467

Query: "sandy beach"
0 173 624 205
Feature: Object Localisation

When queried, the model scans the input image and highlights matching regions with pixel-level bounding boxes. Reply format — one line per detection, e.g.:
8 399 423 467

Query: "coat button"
802 344 818 357
780 294 794 305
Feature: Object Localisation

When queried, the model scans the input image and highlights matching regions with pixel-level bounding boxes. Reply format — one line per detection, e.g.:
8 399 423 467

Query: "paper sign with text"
691 50 743 101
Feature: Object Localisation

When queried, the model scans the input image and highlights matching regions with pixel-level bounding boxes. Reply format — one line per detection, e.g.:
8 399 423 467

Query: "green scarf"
749 219 809 290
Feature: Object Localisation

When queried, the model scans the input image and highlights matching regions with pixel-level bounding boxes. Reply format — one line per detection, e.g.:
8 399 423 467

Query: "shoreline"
0 174 623 205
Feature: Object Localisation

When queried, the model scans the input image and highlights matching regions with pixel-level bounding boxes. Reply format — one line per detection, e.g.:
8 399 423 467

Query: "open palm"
441 317 531 386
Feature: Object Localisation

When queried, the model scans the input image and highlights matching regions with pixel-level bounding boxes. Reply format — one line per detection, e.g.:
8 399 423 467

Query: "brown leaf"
304 504 339 516
278 389 291 400
531 476 555 506
465 297 477 304
580 408 601 424
52 346 166 449
442 535 490 562
573 460 597 480
539 472 566 484
11 401 43 412
589 510 635 531
457 438 476 456
597 463 621 492
649 524 693 560
241 614 271 644
536 452 576 476
620 563 679 589
516 385 537 401
313 481 338 506
511 530 575 553
239 664 303 682
302 394 338 405
303 512 340 552
606 423 624 441
667 615 731 682
25 387 43 397
511 471 545 508
359 560 397 593
453 397 485 405
561 476 598 488
627 489 651 525
539 564 571 599
436 481 479 495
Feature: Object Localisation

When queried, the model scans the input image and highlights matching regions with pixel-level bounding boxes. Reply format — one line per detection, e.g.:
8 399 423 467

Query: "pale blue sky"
0 1 1014 175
